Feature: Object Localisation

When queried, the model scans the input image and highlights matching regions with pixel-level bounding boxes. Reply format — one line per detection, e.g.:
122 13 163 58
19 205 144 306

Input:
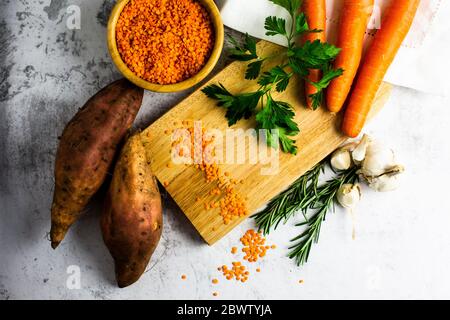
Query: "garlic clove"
331 149 352 171
330 142 357 171
364 164 405 192
352 134 372 164
337 183 362 209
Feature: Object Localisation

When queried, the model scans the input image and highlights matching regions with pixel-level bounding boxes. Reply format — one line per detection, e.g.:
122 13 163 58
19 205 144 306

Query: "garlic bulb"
352 134 372 164
360 139 397 177
336 183 362 209
355 137 405 192
364 164 405 192
330 142 357 171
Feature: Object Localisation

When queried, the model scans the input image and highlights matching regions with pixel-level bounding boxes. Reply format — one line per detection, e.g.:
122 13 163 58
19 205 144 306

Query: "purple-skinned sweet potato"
101 133 163 288
50 79 143 249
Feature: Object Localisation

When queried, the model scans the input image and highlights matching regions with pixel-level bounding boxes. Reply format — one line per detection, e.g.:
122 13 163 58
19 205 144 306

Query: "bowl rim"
107 0 224 93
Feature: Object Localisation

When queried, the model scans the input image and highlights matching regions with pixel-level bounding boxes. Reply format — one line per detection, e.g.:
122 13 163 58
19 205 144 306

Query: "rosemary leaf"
252 162 324 235
288 166 359 266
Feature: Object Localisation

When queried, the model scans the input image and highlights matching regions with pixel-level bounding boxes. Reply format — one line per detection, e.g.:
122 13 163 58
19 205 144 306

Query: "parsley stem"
202 0 342 155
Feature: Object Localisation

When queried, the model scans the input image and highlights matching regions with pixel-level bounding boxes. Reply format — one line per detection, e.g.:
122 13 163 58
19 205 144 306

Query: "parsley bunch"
202 0 343 154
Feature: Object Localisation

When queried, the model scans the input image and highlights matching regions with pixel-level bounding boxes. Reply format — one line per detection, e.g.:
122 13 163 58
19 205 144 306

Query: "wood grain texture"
141 40 392 245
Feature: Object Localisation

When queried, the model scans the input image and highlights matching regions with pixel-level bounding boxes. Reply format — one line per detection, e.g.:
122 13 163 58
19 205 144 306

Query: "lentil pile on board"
167 123 249 224
116 0 214 84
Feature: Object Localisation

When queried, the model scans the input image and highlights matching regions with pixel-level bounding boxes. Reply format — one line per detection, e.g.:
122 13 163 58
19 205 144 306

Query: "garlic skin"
364 164 405 192
337 184 362 209
330 142 357 171
360 139 397 177
331 134 405 194
357 138 405 192
352 134 372 164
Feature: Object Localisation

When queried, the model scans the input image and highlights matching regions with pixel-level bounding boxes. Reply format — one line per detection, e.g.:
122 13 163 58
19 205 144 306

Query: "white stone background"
1 0 450 300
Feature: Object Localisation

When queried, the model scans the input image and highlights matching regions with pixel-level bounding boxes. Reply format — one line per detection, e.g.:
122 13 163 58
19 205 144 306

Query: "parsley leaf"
288 58 309 77
278 127 298 155
202 83 232 105
269 0 301 16
276 75 291 92
308 67 344 110
295 13 309 35
202 84 263 126
256 95 299 154
272 101 299 133
258 66 293 92
226 92 263 125
311 67 344 90
228 33 258 61
246 60 264 80
265 16 287 37
309 91 324 111
294 13 322 36
291 40 341 69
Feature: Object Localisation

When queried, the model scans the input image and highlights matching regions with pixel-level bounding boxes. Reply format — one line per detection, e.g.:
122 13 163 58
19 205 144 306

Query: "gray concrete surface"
1 0 450 300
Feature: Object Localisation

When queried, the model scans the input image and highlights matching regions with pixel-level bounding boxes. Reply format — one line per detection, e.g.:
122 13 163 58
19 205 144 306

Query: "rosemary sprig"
252 159 359 267
252 162 324 235
289 166 359 266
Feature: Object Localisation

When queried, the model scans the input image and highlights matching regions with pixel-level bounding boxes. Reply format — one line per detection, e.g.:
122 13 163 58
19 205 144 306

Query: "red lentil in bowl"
115 0 215 85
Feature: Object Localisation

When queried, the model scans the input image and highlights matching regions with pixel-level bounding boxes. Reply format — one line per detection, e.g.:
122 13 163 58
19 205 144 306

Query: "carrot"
301 0 326 109
326 0 374 113
342 0 420 137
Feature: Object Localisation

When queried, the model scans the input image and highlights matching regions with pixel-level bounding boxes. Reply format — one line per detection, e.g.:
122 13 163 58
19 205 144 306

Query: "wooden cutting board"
141 40 392 245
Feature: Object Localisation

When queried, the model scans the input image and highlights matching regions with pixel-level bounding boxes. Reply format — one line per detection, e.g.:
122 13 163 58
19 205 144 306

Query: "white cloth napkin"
217 0 450 95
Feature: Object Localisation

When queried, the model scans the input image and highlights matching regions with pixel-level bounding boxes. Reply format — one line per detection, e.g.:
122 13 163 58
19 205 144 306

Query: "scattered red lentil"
181 274 187 280
213 292 218 297
219 262 249 282
241 229 271 263
299 279 304 284
212 278 219 284
214 229 277 286
116 0 214 84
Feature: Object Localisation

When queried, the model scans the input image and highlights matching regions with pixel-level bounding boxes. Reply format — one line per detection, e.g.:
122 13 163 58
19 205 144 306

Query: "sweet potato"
101 133 163 288
50 79 144 249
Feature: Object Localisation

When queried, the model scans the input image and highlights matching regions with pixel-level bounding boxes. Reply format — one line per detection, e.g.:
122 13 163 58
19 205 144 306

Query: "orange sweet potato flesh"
50 79 143 249
101 134 163 288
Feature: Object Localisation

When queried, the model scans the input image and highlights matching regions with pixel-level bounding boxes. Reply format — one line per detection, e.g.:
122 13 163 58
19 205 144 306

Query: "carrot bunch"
341 0 420 137
302 0 420 137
